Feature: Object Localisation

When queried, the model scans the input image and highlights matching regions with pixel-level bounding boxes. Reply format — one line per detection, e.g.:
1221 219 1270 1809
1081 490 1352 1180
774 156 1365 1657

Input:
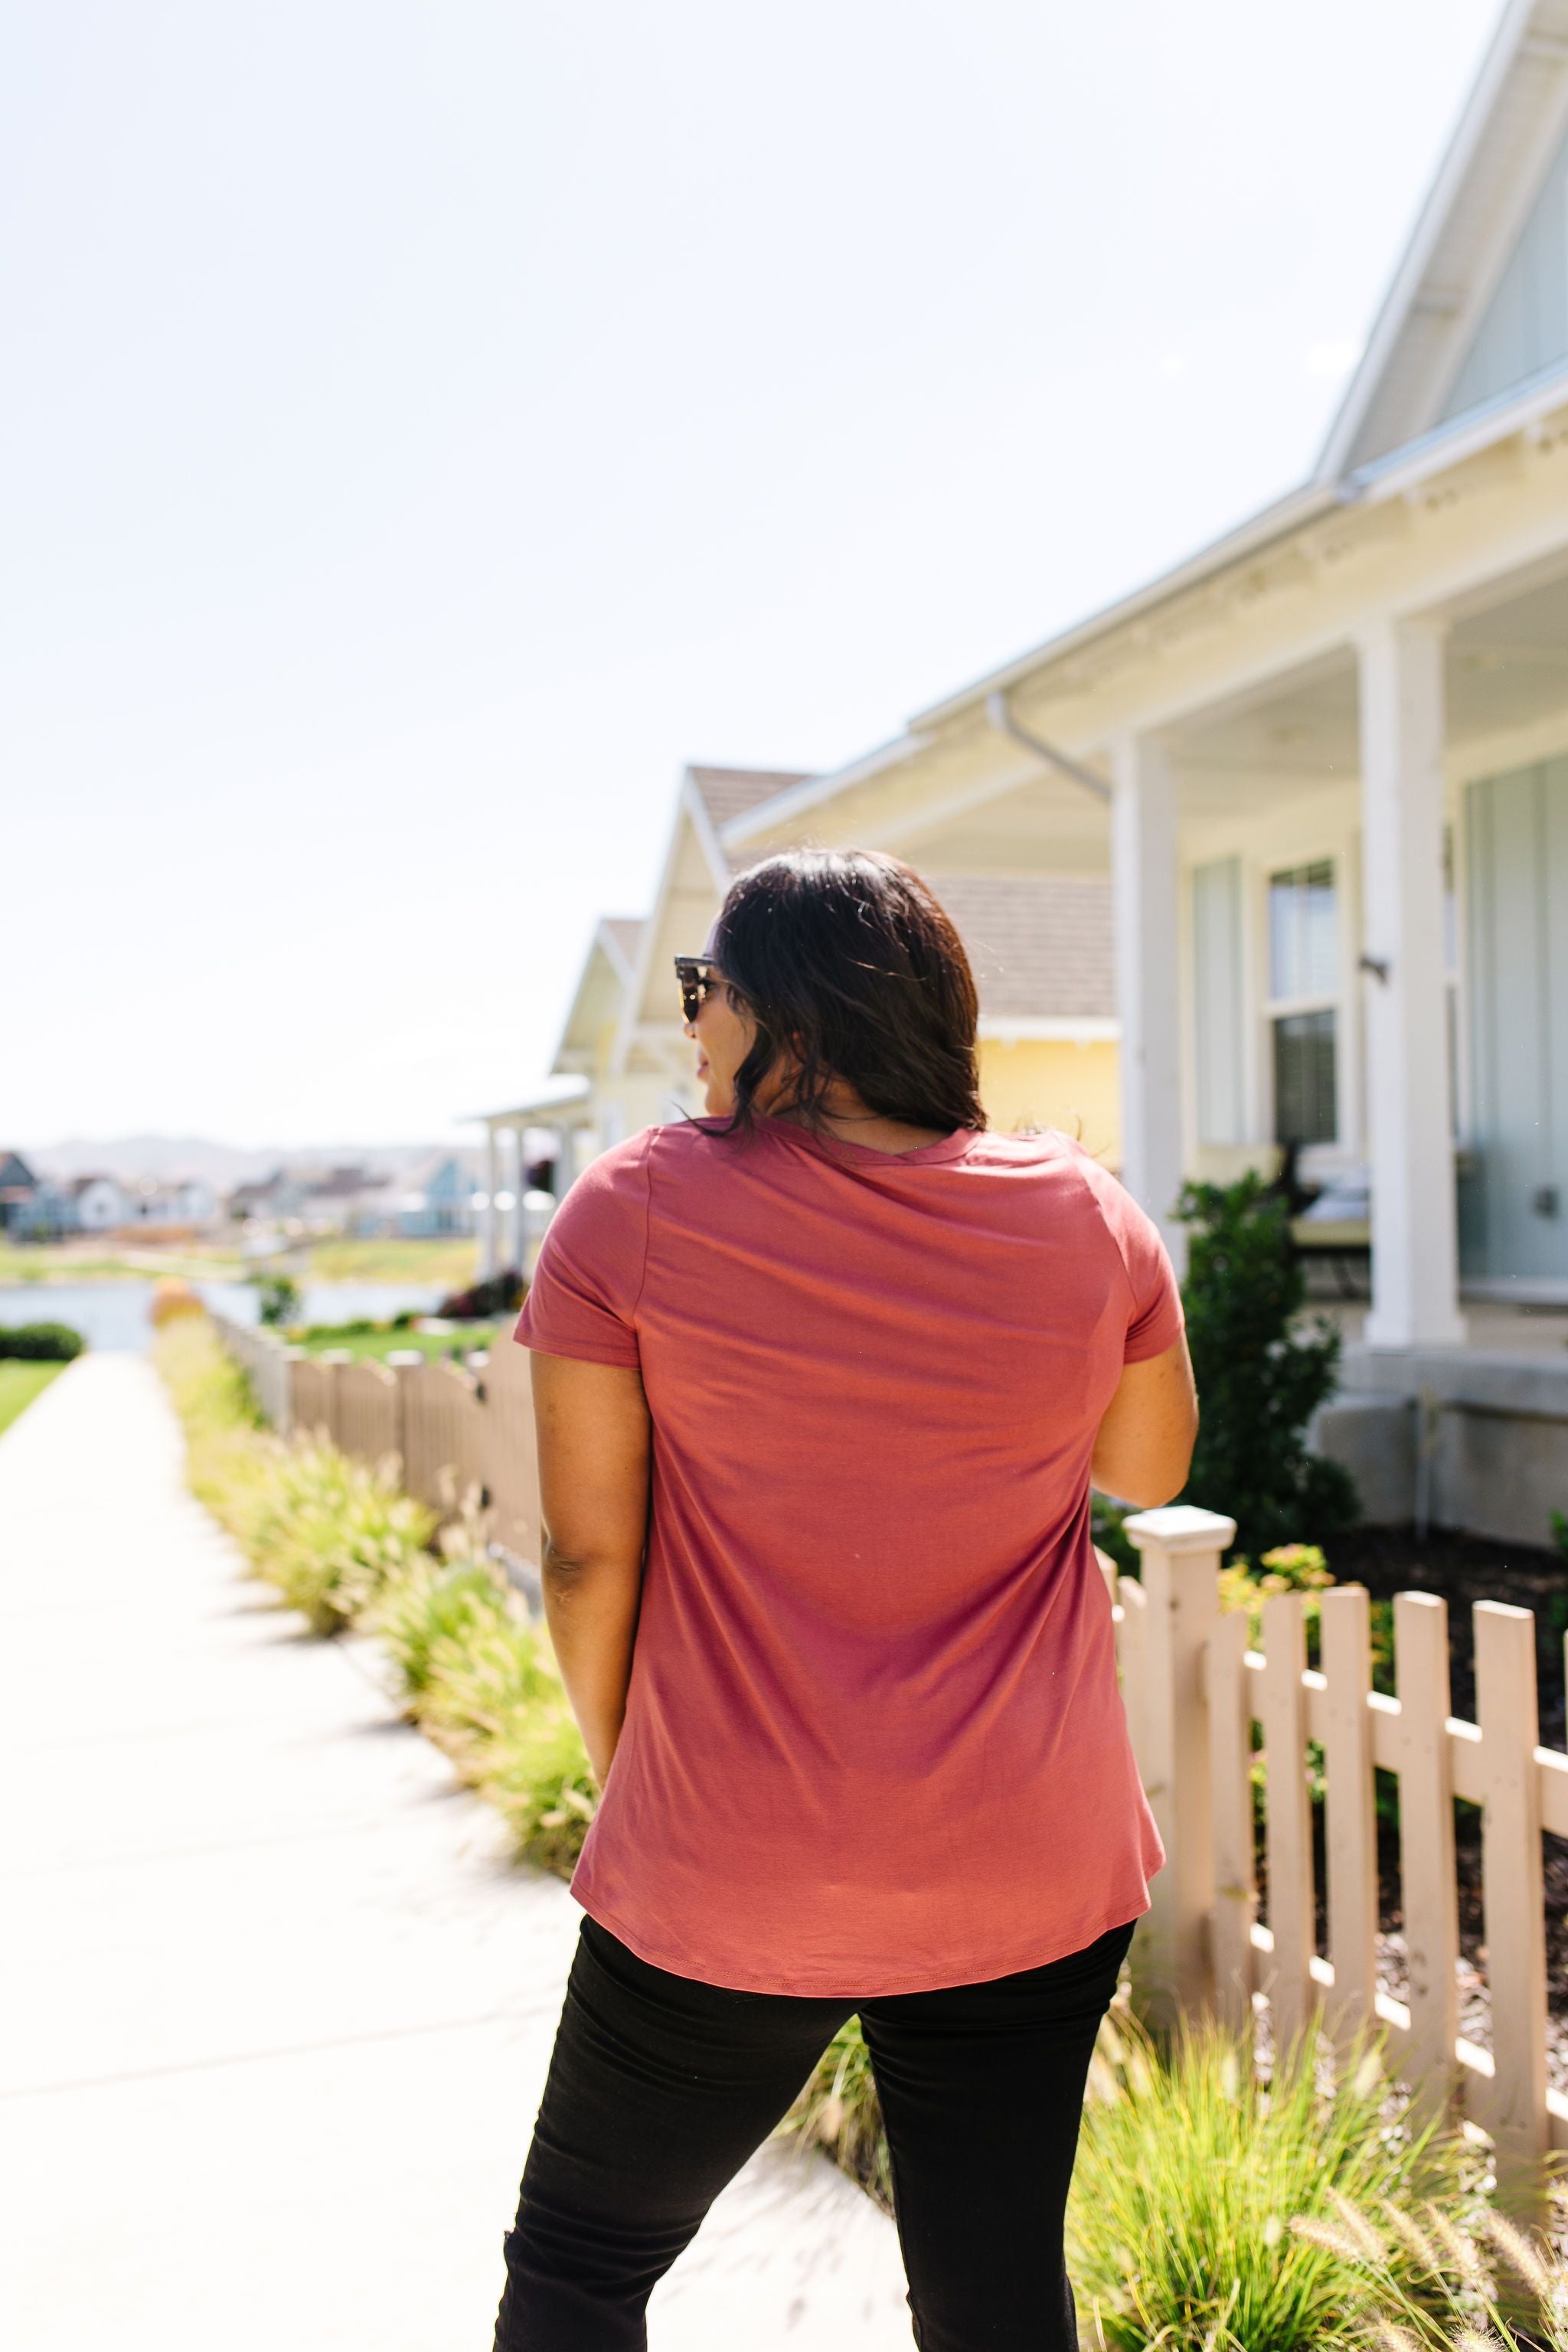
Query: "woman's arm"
1090 1335 1198 1511
531 1352 652 1785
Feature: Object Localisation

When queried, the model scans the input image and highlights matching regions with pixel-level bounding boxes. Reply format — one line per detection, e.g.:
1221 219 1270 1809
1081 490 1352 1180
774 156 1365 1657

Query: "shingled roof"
926 874 1114 1024
688 766 813 848
601 917 645 972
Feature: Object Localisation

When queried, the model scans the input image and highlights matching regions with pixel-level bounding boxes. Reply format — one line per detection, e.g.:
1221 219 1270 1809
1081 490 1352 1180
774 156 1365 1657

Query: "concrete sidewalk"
0 1354 909 2349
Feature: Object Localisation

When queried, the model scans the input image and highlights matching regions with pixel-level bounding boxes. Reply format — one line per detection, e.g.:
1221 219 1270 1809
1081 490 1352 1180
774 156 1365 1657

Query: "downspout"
985 691 1112 804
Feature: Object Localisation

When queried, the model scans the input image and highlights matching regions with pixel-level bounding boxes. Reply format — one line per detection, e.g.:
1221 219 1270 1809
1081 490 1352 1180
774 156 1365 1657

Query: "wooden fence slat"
1320 1585 1379 2053
393 1357 485 1524
1393 1589 1459 2110
1115 1574 1148 1766
1207 1607 1256 2030
1259 1591 1315 2053
477 1336 541 1569
334 1360 399 1468
1474 1599 1549 2187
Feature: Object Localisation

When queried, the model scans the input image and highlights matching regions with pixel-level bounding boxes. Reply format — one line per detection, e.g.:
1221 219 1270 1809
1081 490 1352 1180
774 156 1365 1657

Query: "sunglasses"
674 956 726 1024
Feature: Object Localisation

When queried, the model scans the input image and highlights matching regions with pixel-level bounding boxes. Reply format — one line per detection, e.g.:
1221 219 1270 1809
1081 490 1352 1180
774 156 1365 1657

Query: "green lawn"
290 1324 496 1364
300 1236 477 1285
0 1235 475 1287
0 1360 67 1436
0 1239 244 1283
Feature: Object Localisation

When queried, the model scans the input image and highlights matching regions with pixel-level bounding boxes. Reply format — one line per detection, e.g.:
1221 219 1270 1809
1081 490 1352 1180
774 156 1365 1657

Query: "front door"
1462 756 1568 1288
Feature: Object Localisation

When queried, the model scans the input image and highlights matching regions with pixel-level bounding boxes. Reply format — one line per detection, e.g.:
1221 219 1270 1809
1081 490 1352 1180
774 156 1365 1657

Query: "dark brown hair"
707 848 985 1138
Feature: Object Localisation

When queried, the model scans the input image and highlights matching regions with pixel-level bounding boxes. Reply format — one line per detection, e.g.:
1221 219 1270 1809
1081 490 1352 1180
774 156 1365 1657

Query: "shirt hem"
569 1885 1153 1998
511 1323 640 1369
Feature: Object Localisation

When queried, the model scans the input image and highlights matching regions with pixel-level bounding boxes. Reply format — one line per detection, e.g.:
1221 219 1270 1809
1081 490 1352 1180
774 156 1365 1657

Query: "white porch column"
1357 616 1466 1350
505 1127 527 1269
479 1124 499 1280
1111 731 1185 1261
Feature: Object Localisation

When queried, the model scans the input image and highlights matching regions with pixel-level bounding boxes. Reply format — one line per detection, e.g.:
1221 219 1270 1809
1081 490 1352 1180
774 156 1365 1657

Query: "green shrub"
1068 2016 1476 2352
156 1317 432 1632
234 1435 434 1632
158 1318 599 1877
414 1614 597 1875
1091 1494 1138 1574
254 1272 302 1328
1178 1174 1358 1560
371 1551 519 1700
0 1320 84 1361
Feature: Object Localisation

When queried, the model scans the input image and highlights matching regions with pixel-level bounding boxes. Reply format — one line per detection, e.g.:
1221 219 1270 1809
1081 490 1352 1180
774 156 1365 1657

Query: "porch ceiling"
1165 558 1568 820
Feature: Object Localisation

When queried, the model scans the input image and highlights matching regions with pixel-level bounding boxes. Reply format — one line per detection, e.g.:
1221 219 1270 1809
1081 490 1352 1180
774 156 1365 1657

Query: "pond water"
0 1279 446 1354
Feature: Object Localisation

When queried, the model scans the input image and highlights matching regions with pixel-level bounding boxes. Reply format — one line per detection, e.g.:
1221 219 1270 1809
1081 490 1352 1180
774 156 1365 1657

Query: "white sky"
5 0 1504 1149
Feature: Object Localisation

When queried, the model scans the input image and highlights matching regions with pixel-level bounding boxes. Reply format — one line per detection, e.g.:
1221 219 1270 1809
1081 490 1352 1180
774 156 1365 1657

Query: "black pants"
492 1913 1133 2350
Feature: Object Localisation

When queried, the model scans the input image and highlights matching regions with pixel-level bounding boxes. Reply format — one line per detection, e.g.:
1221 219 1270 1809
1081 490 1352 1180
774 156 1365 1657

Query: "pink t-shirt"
514 1115 1181 1996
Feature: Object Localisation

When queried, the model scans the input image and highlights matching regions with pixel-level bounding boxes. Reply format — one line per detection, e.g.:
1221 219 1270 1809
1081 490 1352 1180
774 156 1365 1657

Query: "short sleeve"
512 1132 652 1369
1115 1192 1185 1363
1069 1145 1186 1364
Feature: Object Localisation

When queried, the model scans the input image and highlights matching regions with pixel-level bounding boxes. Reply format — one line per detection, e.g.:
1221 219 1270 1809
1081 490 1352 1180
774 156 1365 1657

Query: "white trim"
1348 364 1568 501
720 730 936 848
472 1079 592 1125
903 491 1334 735
978 1016 1119 1044
1315 0 1547 480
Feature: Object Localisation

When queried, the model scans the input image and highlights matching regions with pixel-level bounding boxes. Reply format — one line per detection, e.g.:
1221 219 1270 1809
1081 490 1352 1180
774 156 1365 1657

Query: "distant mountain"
21 1136 468 1187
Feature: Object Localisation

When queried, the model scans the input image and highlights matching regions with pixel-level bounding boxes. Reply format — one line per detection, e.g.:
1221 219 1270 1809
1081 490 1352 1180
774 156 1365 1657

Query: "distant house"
393 1152 477 1239
121 1178 220 1230
70 1175 129 1233
0 1151 40 1233
227 1171 301 1223
299 1166 386 1236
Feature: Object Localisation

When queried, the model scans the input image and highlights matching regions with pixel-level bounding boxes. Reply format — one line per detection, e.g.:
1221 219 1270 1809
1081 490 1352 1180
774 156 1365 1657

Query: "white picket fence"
1119 1506 1565 2187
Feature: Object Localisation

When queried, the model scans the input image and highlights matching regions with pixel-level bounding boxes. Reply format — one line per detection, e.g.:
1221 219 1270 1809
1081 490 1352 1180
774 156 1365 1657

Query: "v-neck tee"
513 1115 1181 1996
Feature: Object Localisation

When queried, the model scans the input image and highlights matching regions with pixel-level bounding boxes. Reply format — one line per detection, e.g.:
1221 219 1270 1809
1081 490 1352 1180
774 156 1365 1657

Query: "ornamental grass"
155 1316 595 1873
1068 2015 1478 2352
1292 2188 1568 2350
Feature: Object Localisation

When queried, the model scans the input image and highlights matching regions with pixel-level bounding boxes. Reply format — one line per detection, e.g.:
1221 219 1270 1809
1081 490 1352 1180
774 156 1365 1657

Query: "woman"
493 848 1197 2351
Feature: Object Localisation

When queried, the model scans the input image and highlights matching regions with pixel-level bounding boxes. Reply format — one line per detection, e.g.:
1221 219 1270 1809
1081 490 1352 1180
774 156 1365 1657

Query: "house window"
1267 861 1338 1145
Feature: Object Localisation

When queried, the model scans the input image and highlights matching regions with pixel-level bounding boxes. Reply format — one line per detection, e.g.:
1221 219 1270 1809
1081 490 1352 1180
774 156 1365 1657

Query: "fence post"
387 1351 423 1491
1474 1599 1549 2199
1124 1504 1235 2031
1393 1590 1459 2115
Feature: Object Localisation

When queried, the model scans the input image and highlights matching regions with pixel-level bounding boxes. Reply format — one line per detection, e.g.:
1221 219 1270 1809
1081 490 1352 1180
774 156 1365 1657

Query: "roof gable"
1319 0 1568 478
686 766 812 851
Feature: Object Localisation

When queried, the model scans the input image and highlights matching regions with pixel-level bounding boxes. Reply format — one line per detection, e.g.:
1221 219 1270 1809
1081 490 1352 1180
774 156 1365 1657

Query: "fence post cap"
386 1351 424 1367
1123 1504 1237 1554
318 1348 354 1365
